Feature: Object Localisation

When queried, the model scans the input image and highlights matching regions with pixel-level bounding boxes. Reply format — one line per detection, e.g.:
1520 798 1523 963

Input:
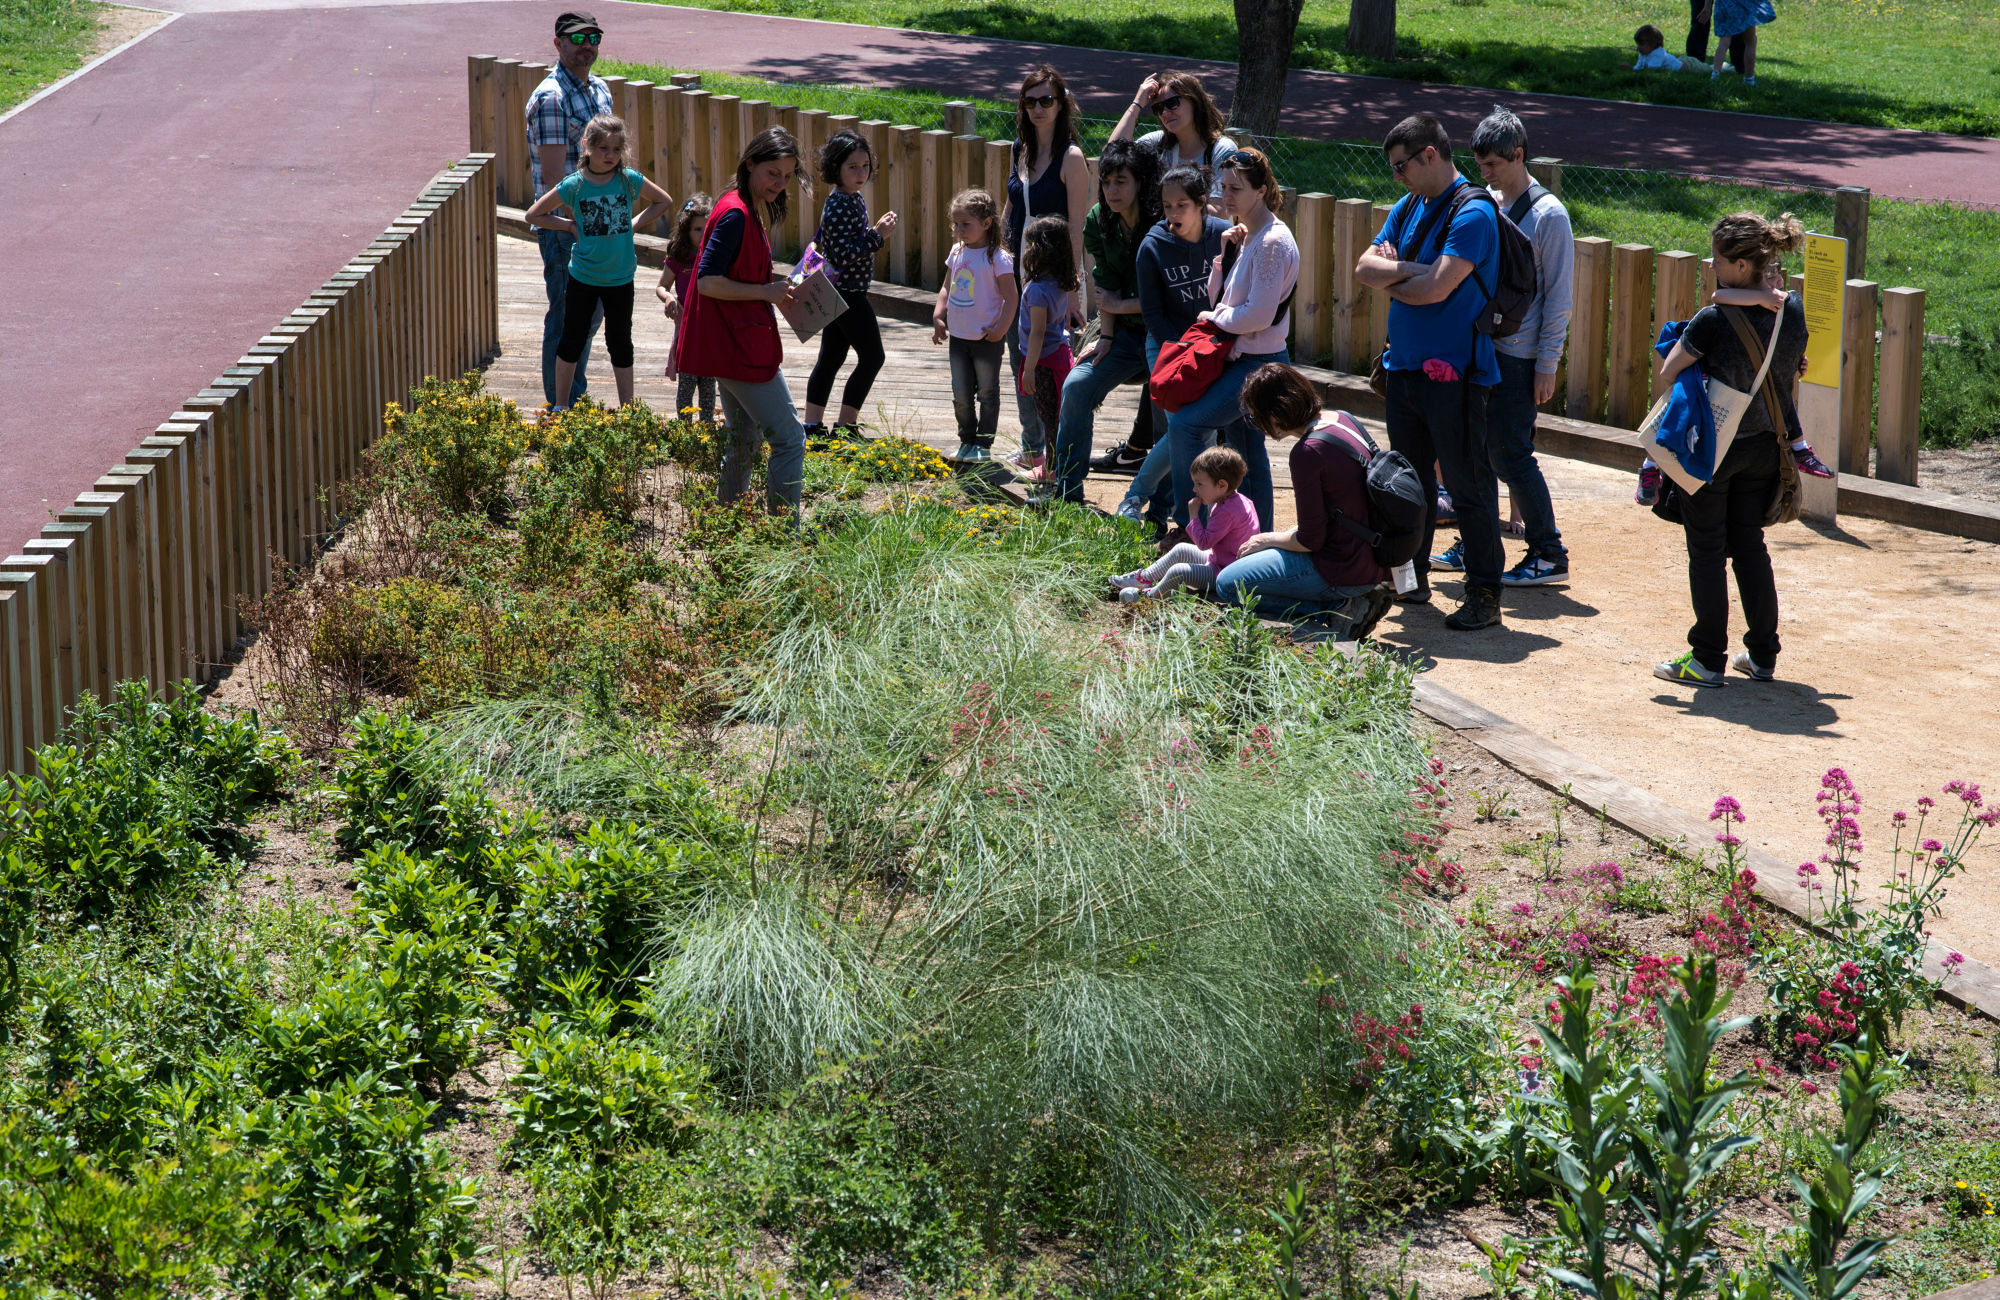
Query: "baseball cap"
555 11 601 36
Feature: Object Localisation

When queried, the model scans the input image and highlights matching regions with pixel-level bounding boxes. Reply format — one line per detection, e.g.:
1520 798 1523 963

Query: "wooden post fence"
0 155 497 776
1877 286 1925 485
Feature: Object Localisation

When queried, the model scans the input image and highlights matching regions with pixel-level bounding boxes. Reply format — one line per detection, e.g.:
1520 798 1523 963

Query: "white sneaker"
1118 585 1153 605
1108 570 1146 592
1730 651 1774 681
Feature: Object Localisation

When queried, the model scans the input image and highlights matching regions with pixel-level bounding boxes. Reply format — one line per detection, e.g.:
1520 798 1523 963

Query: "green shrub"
1919 323 2000 448
501 822 721 1015
334 710 501 861
249 926 491 1095
684 1097 970 1285
523 398 664 520
231 1077 481 1298
0 1115 254 1300
376 372 527 518
1 683 290 921
505 1010 701 1161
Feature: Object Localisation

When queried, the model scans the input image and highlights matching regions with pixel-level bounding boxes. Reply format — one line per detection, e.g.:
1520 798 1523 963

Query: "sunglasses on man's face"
1151 94 1185 117
1023 92 1058 110
1389 146 1431 176
564 31 602 45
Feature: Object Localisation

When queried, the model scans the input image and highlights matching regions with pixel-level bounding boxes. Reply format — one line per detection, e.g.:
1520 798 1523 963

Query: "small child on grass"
1109 445 1256 603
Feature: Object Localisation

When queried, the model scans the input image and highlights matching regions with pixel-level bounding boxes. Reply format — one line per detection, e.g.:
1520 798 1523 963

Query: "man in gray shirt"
1468 106 1573 586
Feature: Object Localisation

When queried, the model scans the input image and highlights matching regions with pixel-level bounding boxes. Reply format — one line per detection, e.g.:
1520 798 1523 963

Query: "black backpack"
1395 181 1545 339
1307 413 1428 567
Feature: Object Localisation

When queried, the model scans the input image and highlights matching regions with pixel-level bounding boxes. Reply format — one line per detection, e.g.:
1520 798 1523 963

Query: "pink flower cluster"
1344 1002 1426 1085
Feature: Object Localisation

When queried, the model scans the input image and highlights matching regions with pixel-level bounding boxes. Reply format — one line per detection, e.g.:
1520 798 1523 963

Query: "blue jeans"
1214 547 1377 621
1489 352 1564 558
1118 338 1175 522
1167 348 1285 530
1050 326 1160 503
539 229 601 408
1006 330 1044 455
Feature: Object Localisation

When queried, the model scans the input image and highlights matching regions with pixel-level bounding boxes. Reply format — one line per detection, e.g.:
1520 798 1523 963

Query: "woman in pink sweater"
1109 446 1257 602
1163 147 1298 535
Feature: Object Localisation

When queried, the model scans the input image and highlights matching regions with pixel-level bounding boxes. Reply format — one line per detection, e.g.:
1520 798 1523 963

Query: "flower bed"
2 381 1995 1299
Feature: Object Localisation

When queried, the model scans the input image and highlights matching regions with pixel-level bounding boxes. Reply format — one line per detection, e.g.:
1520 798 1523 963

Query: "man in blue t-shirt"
1356 113 1506 632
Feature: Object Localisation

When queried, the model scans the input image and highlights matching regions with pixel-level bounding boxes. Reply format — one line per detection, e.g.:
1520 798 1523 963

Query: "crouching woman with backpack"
1215 365 1393 632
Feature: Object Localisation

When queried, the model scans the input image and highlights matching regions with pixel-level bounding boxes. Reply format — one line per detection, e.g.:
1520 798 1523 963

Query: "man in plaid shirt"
527 10 614 408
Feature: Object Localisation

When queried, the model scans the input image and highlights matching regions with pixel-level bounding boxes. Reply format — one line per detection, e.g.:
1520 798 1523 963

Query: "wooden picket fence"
0 154 499 777
466 57 1930 484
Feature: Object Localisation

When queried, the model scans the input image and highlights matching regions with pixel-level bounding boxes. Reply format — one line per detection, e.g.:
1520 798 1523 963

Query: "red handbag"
1148 319 1234 414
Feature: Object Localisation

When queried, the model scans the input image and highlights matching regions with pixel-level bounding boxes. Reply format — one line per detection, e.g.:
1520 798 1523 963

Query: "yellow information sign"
1802 232 1846 388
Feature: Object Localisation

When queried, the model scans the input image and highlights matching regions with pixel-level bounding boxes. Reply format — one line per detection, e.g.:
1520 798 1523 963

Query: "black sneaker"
1444 585 1502 631
1347 584 1395 641
1089 441 1148 475
1393 583 1431 605
1501 552 1569 587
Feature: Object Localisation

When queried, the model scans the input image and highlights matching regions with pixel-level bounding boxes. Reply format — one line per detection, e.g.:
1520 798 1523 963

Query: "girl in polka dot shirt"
804 131 897 438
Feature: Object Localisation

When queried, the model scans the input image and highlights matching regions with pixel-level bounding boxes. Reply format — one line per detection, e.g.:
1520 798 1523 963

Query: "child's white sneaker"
1118 585 1154 605
1108 570 1146 592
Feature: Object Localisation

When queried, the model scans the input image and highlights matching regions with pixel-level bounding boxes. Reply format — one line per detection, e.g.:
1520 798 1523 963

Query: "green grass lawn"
640 0 2000 137
0 0 102 111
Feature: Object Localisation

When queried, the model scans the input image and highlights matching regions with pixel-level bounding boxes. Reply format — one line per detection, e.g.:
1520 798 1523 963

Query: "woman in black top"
1651 210 1808 689
1002 64 1091 471
804 131 897 437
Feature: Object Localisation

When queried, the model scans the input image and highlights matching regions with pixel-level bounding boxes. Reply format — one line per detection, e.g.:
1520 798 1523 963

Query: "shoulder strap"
1721 304 1785 400
1507 183 1548 226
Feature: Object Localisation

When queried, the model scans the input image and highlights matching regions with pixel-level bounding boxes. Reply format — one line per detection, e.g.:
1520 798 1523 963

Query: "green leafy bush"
505 1009 701 1161
376 371 527 518
1920 323 2000 448
523 398 664 520
1 683 290 921
231 1077 481 1298
334 710 502 862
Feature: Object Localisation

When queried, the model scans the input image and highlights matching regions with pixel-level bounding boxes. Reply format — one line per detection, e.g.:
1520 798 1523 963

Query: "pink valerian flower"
1943 951 1966 978
1921 838 1944 853
1710 796 1745 823
1510 901 1535 918
1798 1079 1821 1096
1944 779 1984 808
1892 810 1908 827
1917 796 1936 811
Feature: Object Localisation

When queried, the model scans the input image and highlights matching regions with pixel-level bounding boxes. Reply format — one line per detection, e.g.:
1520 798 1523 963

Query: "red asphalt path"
5 0 1997 556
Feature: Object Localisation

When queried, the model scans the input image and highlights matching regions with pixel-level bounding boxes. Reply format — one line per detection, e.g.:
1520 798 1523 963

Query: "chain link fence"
792 85 1845 257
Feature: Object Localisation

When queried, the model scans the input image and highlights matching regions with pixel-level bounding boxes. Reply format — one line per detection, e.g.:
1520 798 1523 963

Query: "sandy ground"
480 233 2000 979
1918 441 2000 503
91 4 171 52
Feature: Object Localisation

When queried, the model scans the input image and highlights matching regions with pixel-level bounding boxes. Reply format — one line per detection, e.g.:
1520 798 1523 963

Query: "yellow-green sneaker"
1653 651 1723 688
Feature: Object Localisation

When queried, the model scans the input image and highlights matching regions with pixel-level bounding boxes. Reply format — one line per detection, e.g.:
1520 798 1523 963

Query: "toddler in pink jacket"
1110 445 1257 602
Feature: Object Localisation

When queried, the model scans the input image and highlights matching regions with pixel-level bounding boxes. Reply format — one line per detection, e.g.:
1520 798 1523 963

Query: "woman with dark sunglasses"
1110 72 1236 196
1001 64 1091 474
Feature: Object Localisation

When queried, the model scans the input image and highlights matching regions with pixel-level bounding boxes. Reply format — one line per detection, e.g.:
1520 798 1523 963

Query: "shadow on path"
1648 682 1848 737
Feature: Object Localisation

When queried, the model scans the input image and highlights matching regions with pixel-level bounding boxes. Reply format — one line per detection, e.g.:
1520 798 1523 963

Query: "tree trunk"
1231 0 1307 140
1346 0 1396 60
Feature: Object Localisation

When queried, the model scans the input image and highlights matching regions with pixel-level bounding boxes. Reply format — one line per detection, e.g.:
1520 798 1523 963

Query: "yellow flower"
1960 1181 1971 1189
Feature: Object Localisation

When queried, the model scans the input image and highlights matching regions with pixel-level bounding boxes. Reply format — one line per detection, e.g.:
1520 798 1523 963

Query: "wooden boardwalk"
488 232 1256 521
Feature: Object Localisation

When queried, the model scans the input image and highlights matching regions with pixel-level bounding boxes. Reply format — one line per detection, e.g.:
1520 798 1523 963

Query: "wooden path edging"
1410 676 2000 1026
0 156 500 778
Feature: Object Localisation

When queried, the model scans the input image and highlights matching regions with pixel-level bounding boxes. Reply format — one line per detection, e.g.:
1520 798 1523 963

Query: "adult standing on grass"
1214 364 1390 635
1046 139 1162 505
1455 106 1573 588
1003 65 1091 475
1356 113 1505 632
1165 147 1295 533
1651 212 1807 689
679 127 810 515
526 10 613 411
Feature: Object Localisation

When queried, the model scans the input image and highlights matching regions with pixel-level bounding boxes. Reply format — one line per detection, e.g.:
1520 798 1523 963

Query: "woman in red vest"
679 127 809 512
